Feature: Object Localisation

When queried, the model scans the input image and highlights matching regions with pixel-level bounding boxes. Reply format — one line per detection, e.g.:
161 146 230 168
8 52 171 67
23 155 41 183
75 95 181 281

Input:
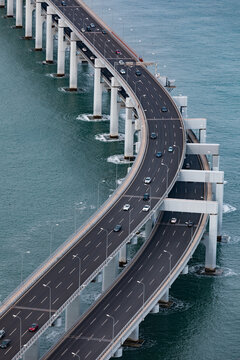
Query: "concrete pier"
102 256 118 292
25 0 34 39
15 0 23 28
23 339 39 360
46 7 55 63
110 77 119 138
119 244 127 267
7 0 13 17
69 32 78 91
65 296 81 331
124 97 134 159
57 19 67 76
93 59 104 118
35 0 45 50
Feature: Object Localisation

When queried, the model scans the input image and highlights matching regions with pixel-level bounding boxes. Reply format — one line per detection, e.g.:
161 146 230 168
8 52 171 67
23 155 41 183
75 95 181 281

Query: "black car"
156 151 162 158
0 339 11 349
143 193 150 201
86 25 91 32
135 69 141 76
161 106 168 112
102 29 107 34
61 0 66 5
150 132 157 139
185 220 193 227
114 224 122 232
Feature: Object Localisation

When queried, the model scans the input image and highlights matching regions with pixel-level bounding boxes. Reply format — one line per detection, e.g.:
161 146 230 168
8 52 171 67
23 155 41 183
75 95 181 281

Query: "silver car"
0 329 5 339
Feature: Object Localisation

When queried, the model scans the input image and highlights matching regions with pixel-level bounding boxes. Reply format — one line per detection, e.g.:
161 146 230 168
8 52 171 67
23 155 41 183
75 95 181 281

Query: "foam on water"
107 154 134 164
95 133 125 142
223 203 237 214
76 114 110 122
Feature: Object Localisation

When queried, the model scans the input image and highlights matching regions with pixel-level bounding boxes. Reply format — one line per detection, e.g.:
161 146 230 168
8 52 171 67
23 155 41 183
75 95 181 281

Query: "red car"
116 49 121 55
28 323 39 332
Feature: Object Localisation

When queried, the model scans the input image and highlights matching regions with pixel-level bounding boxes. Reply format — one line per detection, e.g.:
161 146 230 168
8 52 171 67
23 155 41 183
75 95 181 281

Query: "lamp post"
97 179 106 208
173 144 180 166
72 352 80 360
20 250 30 284
129 208 133 235
161 162 169 192
164 250 172 283
144 183 151 209
140 93 146 104
43 283 52 322
104 39 110 57
106 314 115 339
100 227 109 259
137 280 145 308
72 254 81 289
13 314 22 350
50 223 59 255
134 79 141 95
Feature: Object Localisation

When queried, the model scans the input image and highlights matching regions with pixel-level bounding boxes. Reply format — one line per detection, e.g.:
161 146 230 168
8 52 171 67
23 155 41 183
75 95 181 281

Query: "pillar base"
92 115 102 119
56 73 65 77
35 48 42 51
24 36 32 40
15 25 23 29
5 14 14 18
124 156 135 161
42 60 55 65
110 135 119 139
119 260 127 268
68 88 78 92
217 235 222 242
203 267 223 276
0 5 5 7
158 300 173 308
123 339 144 348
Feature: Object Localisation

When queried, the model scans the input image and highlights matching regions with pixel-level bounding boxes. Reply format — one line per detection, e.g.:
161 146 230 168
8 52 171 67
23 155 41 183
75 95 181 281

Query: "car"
150 132 157 139
102 29 107 34
142 205 150 212
28 323 39 332
81 27 85 33
161 106 168 112
144 177 151 184
156 151 162 158
0 330 5 339
168 146 173 152
185 220 193 227
90 23 95 28
170 217 177 224
116 49 121 55
139 57 143 62
143 193 150 201
123 204 130 211
120 68 126 75
185 162 190 169
90 56 95 60
82 47 87 52
61 0 66 5
135 69 141 76
86 25 91 32
119 60 124 65
114 224 122 232
0 339 11 349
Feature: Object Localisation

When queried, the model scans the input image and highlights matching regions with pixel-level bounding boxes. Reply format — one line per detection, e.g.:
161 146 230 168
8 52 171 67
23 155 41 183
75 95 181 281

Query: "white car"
120 68 126 75
82 47 87 52
119 60 124 65
0 329 5 339
168 146 173 152
123 204 130 211
144 177 151 184
142 205 150 212
170 217 177 224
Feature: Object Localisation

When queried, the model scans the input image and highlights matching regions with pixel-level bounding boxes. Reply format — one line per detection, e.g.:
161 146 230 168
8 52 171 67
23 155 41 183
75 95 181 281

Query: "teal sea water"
0 0 240 359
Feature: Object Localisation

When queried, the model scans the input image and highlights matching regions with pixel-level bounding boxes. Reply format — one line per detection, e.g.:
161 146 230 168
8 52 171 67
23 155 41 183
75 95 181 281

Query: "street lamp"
13 314 22 350
129 208 133 235
134 79 141 95
137 280 145 307
20 250 30 284
164 250 172 283
43 283 52 322
106 314 115 339
72 352 80 360
72 254 81 289
100 227 109 259
104 39 110 57
173 144 180 166
144 183 151 209
50 223 59 255
140 93 146 104
97 179 106 208
161 162 169 192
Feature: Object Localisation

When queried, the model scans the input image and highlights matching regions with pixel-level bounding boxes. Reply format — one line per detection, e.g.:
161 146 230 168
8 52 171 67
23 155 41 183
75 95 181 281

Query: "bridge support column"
57 19 66 76
145 218 152 239
128 325 139 342
46 7 55 63
181 265 188 275
113 347 123 358
7 0 13 17
0 0 5 8
69 32 78 91
119 244 127 267
35 1 45 50
124 97 134 159
205 213 218 272
110 77 119 138
23 339 39 360
102 255 118 292
200 128 206 143
15 0 23 28
150 303 159 313
216 182 223 240
93 59 104 118
65 295 81 331
25 0 34 39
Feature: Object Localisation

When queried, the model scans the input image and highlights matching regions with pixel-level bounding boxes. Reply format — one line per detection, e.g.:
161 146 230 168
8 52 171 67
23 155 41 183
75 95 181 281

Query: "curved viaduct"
0 1 222 359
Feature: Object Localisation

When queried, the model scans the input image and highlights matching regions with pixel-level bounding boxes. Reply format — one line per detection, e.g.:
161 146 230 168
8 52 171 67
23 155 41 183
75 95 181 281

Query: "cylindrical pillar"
16 0 23 27
119 244 127 266
57 19 66 76
205 213 218 271
145 218 152 239
124 97 134 159
128 325 139 342
65 296 81 331
102 256 118 292
199 128 206 143
110 77 119 138
216 182 224 240
93 59 103 118
46 9 54 63
35 1 43 50
25 0 33 38
150 303 159 313
7 0 13 17
69 32 78 91
160 288 169 303
181 265 188 275
113 347 123 358
0 0 5 8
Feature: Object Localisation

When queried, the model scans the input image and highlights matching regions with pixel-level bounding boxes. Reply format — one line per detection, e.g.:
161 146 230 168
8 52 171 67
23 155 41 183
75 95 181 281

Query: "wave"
223 203 237 214
76 114 110 122
95 133 125 142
